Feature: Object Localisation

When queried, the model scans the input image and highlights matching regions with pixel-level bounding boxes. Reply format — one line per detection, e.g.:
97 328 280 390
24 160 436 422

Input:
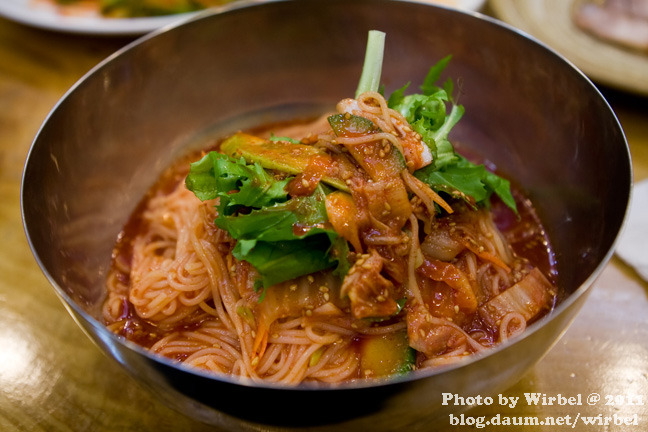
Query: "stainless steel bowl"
21 0 631 430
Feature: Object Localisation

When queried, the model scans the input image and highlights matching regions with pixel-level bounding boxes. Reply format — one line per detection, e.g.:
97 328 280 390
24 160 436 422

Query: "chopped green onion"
355 30 386 97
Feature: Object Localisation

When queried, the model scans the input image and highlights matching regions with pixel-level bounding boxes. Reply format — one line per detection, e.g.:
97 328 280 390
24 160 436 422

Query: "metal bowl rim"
20 0 632 392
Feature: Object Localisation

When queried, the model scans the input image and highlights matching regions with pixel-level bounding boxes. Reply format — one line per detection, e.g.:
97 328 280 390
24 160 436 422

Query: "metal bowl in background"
21 0 631 430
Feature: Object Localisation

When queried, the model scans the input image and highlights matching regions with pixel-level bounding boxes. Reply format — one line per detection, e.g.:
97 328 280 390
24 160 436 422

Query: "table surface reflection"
0 7 647 432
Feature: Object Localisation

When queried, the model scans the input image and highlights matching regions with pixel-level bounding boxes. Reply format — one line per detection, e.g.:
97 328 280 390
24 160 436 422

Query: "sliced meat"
406 302 465 356
341 249 400 319
417 258 478 313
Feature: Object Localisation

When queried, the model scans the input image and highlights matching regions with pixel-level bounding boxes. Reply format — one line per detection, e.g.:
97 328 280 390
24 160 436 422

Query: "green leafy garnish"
186 153 349 290
415 155 516 211
388 59 515 212
387 57 464 172
220 185 341 288
185 151 290 215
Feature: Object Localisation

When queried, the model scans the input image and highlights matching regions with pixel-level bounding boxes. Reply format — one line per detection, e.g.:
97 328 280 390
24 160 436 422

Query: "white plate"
0 0 197 36
0 0 486 36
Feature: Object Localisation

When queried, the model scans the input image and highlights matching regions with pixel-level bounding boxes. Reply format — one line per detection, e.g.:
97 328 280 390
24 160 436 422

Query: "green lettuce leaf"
387 57 516 213
234 233 339 288
415 155 516 211
219 187 345 289
185 151 291 216
186 155 349 289
388 56 463 171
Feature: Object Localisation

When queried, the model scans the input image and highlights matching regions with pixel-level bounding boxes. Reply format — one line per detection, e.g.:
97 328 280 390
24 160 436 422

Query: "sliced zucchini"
359 330 415 378
220 133 349 192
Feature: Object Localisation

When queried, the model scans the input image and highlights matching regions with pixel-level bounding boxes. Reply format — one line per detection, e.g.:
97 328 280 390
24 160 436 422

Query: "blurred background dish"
0 0 486 36
0 0 218 36
0 0 202 35
490 0 648 97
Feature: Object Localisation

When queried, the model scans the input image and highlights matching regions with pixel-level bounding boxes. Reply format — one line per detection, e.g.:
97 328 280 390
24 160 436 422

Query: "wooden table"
1 10 647 432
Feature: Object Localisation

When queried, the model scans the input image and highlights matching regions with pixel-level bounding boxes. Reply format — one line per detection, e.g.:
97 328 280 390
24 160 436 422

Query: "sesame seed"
323 293 330 301
454 305 459 313
289 284 297 291
376 295 386 302
301 179 310 188
419 329 426 338
384 202 391 211
251 356 259 367
305 309 313 317
307 275 314 283
319 286 329 293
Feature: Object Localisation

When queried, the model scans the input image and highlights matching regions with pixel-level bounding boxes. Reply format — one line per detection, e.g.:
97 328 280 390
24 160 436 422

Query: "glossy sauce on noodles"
103 116 558 382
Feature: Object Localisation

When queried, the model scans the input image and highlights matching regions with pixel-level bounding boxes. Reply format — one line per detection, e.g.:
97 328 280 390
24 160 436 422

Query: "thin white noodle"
499 312 526 343
406 214 425 307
